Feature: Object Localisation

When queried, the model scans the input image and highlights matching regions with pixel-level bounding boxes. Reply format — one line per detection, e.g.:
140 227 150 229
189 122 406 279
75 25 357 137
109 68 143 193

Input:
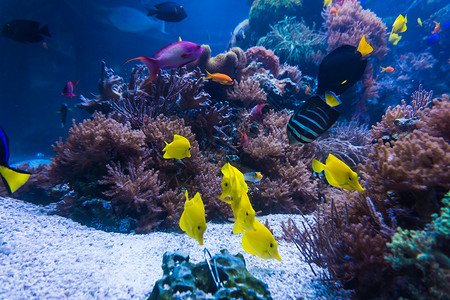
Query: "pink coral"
245 46 280 77
323 1 388 59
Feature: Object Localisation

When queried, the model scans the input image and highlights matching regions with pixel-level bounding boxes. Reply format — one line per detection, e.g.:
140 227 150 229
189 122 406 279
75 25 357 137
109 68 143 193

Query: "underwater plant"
257 17 325 66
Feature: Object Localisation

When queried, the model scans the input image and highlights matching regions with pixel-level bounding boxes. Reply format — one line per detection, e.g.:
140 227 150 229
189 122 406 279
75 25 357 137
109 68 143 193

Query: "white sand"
0 197 323 299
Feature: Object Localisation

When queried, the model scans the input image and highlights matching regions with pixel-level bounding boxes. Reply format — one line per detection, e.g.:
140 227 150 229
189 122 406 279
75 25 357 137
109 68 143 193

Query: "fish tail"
312 159 326 173
39 24 51 37
325 91 341 107
0 165 30 193
357 35 373 57
125 56 160 82
162 140 169 151
203 70 212 80
146 8 158 16
380 67 386 72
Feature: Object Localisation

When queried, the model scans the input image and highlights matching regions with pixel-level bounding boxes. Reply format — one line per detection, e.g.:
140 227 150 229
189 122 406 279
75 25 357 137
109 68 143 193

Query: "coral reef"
190 46 247 79
323 1 388 60
386 192 450 299
149 250 272 300
257 17 325 66
226 78 267 107
245 46 280 77
248 0 323 36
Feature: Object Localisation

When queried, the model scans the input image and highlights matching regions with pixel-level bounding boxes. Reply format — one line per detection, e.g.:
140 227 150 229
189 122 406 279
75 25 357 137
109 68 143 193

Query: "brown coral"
227 78 267 107
323 1 388 59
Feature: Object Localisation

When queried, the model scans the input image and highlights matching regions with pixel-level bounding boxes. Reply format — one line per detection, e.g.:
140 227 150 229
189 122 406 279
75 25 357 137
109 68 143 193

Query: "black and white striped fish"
286 96 339 145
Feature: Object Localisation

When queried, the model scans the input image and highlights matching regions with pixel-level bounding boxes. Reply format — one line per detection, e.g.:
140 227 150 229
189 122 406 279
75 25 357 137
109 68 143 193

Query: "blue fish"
0 126 30 193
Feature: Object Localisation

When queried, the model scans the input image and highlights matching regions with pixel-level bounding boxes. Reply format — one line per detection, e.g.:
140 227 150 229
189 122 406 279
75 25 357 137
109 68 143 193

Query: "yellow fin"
357 35 373 56
233 221 244 234
178 36 182 41
324 91 341 107
0 165 30 193
204 70 213 80
312 159 325 173
242 233 258 256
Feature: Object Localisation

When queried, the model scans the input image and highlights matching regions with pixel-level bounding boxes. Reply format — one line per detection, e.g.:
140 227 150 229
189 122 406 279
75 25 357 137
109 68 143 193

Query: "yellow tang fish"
241 220 282 261
324 0 332 7
219 163 248 204
179 190 207 245
162 134 191 159
417 18 422 27
312 154 364 191
392 14 407 34
388 32 402 45
232 191 256 234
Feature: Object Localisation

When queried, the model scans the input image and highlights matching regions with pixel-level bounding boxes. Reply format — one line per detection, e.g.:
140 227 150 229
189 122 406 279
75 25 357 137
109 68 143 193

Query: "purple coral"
245 46 280 77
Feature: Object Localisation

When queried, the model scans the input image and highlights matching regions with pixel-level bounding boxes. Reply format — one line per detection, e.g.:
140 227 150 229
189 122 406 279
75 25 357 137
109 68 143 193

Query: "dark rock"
149 249 272 300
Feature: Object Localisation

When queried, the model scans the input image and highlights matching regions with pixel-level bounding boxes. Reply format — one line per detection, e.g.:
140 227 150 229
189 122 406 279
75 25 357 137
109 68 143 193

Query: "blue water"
0 0 249 162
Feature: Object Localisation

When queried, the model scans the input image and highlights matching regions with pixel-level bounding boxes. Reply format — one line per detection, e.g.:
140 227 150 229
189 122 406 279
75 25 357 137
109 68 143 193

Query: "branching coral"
323 1 388 60
227 78 267 107
257 17 325 66
48 113 146 195
416 95 450 142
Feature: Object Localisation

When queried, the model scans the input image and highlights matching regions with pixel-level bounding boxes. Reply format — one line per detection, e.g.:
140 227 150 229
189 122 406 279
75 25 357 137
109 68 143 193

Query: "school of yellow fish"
166 128 364 261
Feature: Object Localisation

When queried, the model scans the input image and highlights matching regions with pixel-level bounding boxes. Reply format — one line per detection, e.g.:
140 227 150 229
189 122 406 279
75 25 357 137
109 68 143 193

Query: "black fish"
317 45 367 95
147 2 187 22
286 96 339 145
0 126 30 193
2 19 51 43
57 103 68 128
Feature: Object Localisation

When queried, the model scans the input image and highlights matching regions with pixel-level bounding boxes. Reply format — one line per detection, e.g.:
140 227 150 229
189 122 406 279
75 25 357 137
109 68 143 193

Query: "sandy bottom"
0 196 323 299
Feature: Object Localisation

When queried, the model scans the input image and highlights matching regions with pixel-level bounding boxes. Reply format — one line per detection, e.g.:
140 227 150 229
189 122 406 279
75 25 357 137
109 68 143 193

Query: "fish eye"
246 212 249 216
198 226 201 230
270 243 273 248
349 176 352 180
225 183 228 186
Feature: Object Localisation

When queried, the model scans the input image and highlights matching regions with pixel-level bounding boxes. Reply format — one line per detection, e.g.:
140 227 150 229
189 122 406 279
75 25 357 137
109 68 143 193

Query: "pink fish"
249 103 268 124
233 130 249 148
125 41 204 82
61 81 79 98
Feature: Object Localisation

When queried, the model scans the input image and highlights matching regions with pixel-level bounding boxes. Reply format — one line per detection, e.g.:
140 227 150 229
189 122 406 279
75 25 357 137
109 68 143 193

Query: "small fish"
431 21 441 34
392 14 407 34
417 18 422 27
57 103 69 128
146 2 187 22
241 219 282 261
388 32 402 45
61 81 79 99
235 27 246 41
2 20 50 43
204 70 234 85
162 134 191 159
324 0 332 7
330 7 339 15
243 172 262 183
125 41 204 82
312 154 364 191
304 85 311 95
317 35 372 95
428 32 440 45
249 103 268 124
380 66 395 73
287 96 339 145
233 130 249 148
232 190 256 234
219 163 248 205
179 190 207 245
0 126 30 193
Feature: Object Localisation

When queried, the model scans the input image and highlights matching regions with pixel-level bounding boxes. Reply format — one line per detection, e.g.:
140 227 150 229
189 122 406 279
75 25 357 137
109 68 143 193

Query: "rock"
149 249 272 300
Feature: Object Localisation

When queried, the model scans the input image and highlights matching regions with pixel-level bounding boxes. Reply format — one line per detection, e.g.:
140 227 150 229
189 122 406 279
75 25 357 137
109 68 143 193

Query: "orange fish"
233 130 249 148
380 66 395 73
330 7 339 15
431 21 441 34
305 85 311 95
204 70 234 85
